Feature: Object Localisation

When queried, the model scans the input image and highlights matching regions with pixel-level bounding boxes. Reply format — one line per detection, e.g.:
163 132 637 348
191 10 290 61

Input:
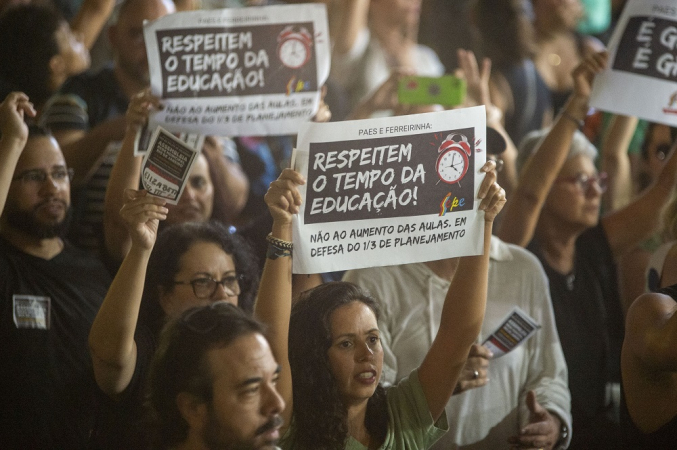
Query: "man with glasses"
0 92 112 448
147 302 286 450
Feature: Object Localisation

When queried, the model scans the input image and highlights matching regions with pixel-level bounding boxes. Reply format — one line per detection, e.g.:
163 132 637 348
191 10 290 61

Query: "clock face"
436 148 468 184
278 37 309 69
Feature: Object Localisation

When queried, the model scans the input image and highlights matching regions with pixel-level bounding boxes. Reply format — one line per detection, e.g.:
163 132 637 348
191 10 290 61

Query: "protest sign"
141 126 201 204
482 307 541 358
292 107 487 274
590 0 677 125
143 4 330 136
134 124 203 157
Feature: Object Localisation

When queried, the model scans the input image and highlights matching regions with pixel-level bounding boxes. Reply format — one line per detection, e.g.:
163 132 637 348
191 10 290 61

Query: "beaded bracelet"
266 233 293 250
266 244 292 260
265 233 293 260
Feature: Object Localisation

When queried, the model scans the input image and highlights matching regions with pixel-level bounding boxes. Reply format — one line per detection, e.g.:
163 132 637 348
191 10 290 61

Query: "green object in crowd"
577 0 611 35
398 75 466 107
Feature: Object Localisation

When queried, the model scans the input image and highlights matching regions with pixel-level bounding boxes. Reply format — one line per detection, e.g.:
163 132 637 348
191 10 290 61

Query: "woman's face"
159 240 239 317
54 21 89 77
166 153 214 225
543 154 602 230
326 301 383 407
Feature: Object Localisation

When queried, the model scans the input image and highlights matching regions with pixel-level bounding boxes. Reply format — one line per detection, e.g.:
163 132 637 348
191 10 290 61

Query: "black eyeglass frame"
12 167 75 184
172 274 244 299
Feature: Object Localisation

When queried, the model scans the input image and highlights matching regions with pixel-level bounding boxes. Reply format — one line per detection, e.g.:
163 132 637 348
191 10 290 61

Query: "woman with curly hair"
88 194 259 448
255 164 505 449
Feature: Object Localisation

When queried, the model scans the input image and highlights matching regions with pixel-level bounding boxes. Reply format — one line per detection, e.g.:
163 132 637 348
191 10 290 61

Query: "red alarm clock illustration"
277 26 313 69
436 133 472 184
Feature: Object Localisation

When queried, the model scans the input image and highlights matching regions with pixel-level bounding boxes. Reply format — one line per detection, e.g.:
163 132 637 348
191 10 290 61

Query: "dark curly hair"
287 281 389 450
0 4 63 106
147 302 266 449
140 221 260 335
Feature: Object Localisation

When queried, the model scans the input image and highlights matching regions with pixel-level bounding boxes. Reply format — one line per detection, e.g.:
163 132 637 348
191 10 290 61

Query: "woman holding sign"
255 161 505 450
498 51 677 449
89 190 259 448
103 89 250 262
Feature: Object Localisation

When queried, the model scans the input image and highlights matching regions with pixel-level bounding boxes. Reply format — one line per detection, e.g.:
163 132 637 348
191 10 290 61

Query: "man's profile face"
199 333 285 450
3 135 72 239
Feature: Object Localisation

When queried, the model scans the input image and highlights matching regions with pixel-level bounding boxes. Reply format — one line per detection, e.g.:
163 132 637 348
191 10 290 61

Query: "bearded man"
0 92 111 448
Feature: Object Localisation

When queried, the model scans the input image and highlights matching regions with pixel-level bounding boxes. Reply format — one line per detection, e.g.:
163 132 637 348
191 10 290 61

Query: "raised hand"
572 50 608 101
508 390 562 450
118 189 168 250
349 69 413 120
125 89 162 134
0 92 36 148
457 48 492 108
477 160 507 223
264 168 305 227
313 85 333 123
453 344 492 395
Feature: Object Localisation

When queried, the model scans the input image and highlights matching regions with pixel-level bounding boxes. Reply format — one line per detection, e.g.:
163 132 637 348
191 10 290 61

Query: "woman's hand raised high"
264 168 305 228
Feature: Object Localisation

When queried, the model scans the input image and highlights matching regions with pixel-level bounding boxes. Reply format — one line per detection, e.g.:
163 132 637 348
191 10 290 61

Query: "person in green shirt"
255 162 505 450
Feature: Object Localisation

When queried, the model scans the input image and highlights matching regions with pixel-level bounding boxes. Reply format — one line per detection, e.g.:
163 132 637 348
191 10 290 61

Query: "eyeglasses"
173 274 243 299
555 172 608 193
12 168 74 186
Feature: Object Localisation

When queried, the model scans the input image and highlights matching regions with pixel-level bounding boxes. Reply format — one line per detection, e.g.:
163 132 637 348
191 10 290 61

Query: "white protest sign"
141 126 201 204
481 307 541 358
590 0 677 125
143 4 330 136
292 107 487 274
134 125 203 156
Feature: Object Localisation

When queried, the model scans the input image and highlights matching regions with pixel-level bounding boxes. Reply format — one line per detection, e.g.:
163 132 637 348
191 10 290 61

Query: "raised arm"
89 189 167 396
622 289 677 432
49 113 127 186
0 92 36 215
418 161 506 421
332 0 370 56
602 137 677 258
104 90 162 261
457 48 519 198
497 51 608 247
601 114 638 212
625 292 677 372
255 168 305 430
70 0 115 49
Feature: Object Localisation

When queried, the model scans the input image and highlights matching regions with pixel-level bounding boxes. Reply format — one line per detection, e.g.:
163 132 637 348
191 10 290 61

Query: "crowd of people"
2 0 677 449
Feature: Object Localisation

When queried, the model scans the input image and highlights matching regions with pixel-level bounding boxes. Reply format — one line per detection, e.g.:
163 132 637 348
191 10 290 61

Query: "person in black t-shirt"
498 52 677 449
0 92 111 448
